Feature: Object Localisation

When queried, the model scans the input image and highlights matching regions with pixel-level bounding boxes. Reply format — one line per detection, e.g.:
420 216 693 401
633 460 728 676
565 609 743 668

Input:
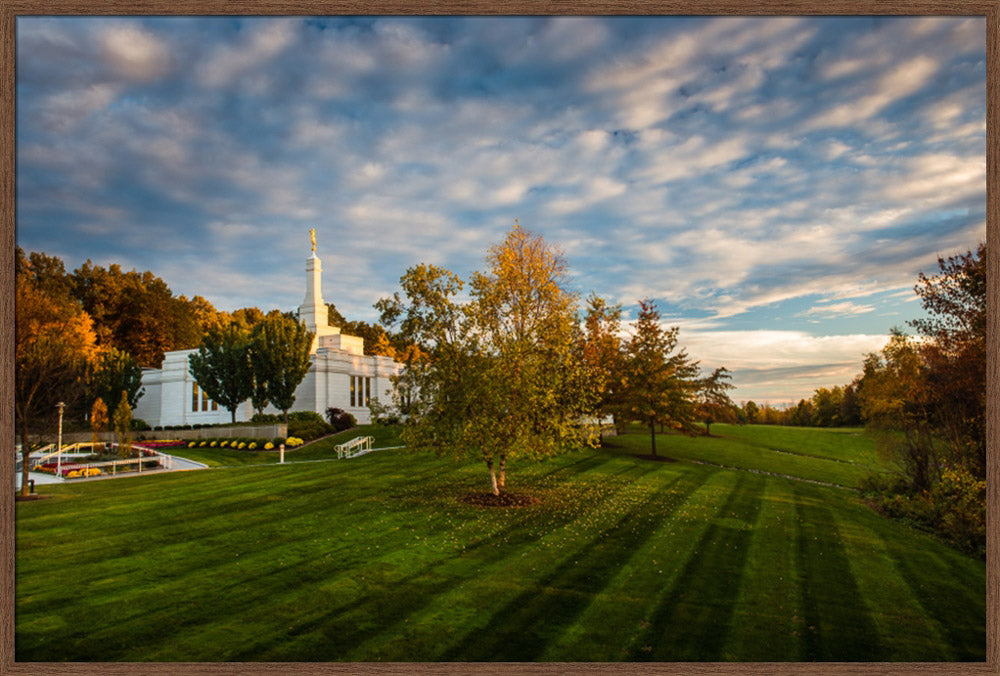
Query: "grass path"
15 427 985 662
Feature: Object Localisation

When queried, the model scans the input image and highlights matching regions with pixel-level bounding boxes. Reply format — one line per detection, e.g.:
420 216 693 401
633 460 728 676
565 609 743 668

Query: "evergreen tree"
623 299 698 456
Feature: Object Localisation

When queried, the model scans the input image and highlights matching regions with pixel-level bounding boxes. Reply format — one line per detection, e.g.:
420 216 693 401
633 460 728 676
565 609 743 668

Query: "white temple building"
134 238 401 427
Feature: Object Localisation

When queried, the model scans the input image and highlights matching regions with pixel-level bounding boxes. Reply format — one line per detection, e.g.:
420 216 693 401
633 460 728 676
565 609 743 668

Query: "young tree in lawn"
466 222 597 494
250 314 314 424
379 224 597 497
188 322 253 423
696 366 737 436
91 346 145 413
624 299 699 456
90 397 108 448
15 251 98 496
111 390 133 459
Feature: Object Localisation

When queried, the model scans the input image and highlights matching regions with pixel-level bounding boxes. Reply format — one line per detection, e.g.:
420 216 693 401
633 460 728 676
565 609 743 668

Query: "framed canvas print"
2 1 996 674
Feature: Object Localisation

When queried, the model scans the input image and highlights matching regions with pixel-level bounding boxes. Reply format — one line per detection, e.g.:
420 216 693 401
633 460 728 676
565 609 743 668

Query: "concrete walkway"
14 453 208 491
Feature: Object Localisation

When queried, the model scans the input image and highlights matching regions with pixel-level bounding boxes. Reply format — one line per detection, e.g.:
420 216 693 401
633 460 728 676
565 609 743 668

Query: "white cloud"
100 24 170 81
801 301 876 318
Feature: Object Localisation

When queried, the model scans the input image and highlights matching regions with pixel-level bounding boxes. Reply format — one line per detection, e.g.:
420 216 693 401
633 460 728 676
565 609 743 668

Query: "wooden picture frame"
1 2 996 674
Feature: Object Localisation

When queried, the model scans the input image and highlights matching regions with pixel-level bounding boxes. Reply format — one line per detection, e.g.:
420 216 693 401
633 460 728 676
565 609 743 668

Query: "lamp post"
56 401 65 478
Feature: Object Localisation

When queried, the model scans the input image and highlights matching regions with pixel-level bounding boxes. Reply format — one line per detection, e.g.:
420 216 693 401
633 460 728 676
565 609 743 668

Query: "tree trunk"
230 408 237 424
498 454 506 493
649 419 657 457
705 421 711 436
487 458 499 495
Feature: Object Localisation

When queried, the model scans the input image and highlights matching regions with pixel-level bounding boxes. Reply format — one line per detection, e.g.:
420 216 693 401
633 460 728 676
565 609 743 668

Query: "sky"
15 16 987 404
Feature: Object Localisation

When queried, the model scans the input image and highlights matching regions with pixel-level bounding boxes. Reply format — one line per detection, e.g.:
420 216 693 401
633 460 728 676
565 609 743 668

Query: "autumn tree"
859 330 939 489
743 400 760 423
15 250 98 496
90 397 108 448
71 260 206 367
908 244 986 477
623 299 699 456
250 314 315 424
695 366 738 436
580 294 625 439
379 224 597 497
188 323 253 423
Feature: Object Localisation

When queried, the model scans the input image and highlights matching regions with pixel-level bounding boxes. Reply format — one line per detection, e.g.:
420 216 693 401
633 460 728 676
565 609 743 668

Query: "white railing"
335 436 375 459
33 443 165 478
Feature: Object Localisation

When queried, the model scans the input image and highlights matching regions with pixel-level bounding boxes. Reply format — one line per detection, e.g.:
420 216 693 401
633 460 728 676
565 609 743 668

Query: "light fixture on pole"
56 401 65 478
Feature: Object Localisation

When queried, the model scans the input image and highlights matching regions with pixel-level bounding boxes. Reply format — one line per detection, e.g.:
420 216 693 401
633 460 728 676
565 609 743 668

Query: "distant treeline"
741 382 862 428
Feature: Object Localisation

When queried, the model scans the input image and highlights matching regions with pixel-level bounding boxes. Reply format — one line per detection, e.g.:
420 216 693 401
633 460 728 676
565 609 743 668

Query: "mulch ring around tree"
458 492 541 508
15 494 53 502
632 454 678 463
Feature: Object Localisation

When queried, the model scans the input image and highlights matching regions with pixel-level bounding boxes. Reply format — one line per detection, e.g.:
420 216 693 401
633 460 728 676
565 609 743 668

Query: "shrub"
862 466 986 558
264 442 274 450
209 441 217 447
285 437 304 448
130 418 151 431
248 442 257 450
325 407 356 432
272 437 285 446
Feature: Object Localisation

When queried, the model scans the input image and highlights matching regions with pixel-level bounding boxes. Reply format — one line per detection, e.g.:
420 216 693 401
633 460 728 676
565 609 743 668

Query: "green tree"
743 400 760 423
250 315 314 424
91 346 145 412
15 250 98 496
623 299 699 456
112 390 133 459
188 323 253 423
811 386 843 427
695 366 737 436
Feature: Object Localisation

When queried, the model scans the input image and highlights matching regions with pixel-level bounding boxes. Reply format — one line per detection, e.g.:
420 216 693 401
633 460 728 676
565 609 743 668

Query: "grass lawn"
15 425 985 662
604 423 896 488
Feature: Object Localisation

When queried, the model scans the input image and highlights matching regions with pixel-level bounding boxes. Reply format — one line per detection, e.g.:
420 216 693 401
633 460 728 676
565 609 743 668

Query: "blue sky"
16 16 986 403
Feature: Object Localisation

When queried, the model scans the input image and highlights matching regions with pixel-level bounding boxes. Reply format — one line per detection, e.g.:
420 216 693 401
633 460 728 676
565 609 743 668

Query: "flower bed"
133 440 187 450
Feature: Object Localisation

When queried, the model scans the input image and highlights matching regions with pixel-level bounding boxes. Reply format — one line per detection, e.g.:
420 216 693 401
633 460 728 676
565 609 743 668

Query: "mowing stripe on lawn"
829 499 953 660
625 471 765 661
535 465 733 661
792 482 882 661
721 477 803 661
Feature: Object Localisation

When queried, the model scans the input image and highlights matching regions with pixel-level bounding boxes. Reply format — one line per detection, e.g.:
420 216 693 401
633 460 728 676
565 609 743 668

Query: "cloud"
197 19 298 88
800 302 876 318
100 24 170 81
